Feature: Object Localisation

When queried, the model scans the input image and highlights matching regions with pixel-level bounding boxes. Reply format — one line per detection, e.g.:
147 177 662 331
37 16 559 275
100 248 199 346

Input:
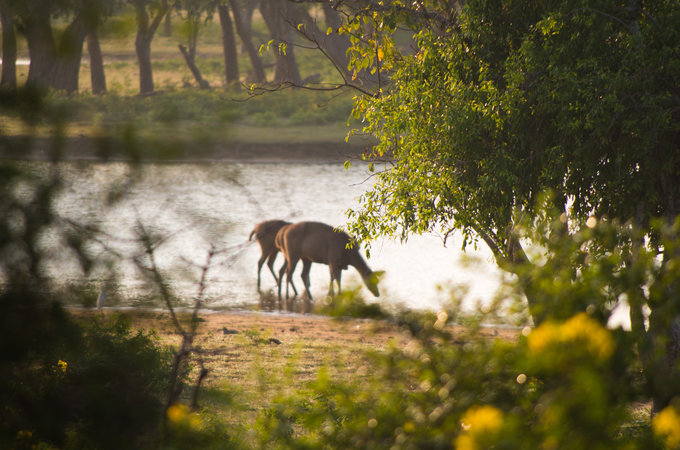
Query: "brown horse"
248 220 296 294
277 221 381 307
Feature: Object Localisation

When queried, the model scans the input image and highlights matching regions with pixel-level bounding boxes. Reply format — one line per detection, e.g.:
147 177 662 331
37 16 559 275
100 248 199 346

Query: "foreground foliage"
256 215 680 449
340 0 680 418
2 2 680 443
0 307 173 449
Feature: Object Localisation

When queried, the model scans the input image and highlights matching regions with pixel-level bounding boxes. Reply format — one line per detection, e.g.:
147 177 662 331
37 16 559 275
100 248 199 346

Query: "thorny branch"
130 218 234 430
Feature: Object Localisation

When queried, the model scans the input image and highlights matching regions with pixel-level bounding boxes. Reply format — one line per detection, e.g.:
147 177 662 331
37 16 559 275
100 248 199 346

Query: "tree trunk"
218 4 239 85
645 187 680 413
1 8 17 89
297 3 370 86
322 3 342 30
645 309 680 414
52 16 87 93
230 0 265 83
163 10 172 37
187 23 198 62
178 44 210 89
647 217 680 413
23 10 56 90
470 220 546 325
134 1 169 95
87 28 106 94
319 3 353 75
136 32 155 95
243 0 256 26
237 0 256 55
259 0 302 85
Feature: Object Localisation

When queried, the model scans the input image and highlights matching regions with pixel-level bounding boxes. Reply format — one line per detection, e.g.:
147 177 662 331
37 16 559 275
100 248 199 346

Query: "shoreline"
0 135 374 164
68 305 523 338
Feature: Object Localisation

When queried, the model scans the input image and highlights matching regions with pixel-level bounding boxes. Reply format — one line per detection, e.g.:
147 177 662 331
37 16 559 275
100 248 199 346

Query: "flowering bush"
455 405 505 450
527 313 615 367
653 406 680 449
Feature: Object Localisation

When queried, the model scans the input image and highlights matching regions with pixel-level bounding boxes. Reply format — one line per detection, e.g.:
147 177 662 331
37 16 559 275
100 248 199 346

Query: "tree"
163 8 172 36
260 0 302 85
286 1 378 88
175 0 215 88
81 0 115 95
0 5 17 88
246 0 383 92
6 0 112 92
218 3 239 85
87 27 107 94
16 0 57 89
50 14 88 92
132 0 169 95
338 0 680 411
229 0 265 84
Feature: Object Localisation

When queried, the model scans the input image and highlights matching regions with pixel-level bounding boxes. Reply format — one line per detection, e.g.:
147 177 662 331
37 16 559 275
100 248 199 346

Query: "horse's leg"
266 251 279 285
301 260 313 300
257 253 267 292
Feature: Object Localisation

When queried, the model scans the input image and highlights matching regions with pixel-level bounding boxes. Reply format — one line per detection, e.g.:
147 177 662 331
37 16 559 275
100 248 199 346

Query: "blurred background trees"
0 0 114 92
0 0 371 94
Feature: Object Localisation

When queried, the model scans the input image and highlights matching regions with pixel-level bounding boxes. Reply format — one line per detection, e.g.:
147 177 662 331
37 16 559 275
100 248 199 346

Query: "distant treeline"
0 0 379 95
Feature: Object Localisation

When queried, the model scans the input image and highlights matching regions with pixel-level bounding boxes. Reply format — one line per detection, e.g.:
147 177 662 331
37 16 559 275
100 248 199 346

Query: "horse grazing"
248 219 296 294
277 221 382 306
274 222 299 301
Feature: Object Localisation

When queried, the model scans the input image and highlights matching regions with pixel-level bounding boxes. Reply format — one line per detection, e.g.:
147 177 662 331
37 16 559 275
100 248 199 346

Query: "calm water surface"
48 161 502 312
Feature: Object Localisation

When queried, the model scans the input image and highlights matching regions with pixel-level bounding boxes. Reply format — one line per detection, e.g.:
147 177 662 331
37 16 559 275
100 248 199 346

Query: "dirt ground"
76 308 414 414
115 308 519 351
75 308 519 413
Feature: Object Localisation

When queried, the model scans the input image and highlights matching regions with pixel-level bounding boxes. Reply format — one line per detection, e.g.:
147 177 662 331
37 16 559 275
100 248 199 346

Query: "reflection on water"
46 161 501 312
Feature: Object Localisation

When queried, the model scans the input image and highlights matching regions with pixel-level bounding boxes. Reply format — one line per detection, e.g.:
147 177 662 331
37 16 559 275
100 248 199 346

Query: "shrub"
256 310 653 449
0 305 174 449
315 289 389 320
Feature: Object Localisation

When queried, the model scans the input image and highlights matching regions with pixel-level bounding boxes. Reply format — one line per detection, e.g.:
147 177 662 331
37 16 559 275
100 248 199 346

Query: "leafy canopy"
344 0 680 260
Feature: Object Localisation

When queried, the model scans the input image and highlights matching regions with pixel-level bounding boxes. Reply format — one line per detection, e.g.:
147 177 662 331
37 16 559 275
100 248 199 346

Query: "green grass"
31 88 357 143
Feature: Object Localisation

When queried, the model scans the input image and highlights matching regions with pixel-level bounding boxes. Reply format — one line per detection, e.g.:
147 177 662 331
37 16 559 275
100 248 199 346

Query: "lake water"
45 161 503 313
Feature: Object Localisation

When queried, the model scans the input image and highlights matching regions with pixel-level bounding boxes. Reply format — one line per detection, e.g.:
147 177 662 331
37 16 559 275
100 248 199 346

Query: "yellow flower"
562 313 614 360
455 405 504 449
653 406 680 448
527 321 560 354
16 430 33 439
52 359 68 375
167 403 188 424
167 403 204 431
528 313 614 362
455 434 476 450
460 405 504 434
